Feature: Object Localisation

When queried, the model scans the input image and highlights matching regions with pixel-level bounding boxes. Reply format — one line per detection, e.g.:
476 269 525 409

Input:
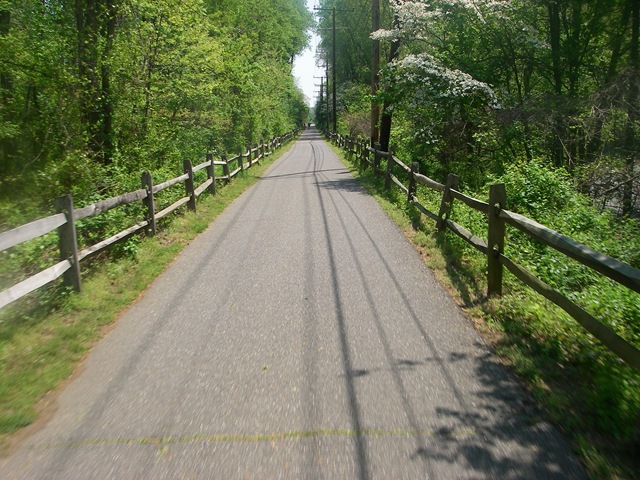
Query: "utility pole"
314 6 353 134
314 76 325 129
371 0 380 146
325 56 330 132
332 7 337 133
313 75 324 106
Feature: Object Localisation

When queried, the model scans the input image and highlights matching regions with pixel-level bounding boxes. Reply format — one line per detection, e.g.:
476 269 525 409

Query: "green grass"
0 143 294 452
334 143 640 480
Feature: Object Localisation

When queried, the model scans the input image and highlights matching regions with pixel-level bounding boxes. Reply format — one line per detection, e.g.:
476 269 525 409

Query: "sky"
292 0 322 107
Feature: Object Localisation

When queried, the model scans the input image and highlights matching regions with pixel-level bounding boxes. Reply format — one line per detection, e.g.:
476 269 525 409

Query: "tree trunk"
99 0 116 165
548 0 564 167
606 1 632 82
623 0 639 215
0 9 16 174
379 7 401 152
370 0 380 146
76 0 116 165
0 9 10 99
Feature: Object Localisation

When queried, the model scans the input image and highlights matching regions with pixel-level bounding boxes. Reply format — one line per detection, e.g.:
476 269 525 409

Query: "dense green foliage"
316 0 639 210
0 0 312 227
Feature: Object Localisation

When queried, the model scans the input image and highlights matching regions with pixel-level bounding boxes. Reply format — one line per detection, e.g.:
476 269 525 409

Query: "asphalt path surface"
0 129 586 479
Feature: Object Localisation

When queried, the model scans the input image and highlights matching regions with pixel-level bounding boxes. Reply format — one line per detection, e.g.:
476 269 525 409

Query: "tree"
0 0 313 224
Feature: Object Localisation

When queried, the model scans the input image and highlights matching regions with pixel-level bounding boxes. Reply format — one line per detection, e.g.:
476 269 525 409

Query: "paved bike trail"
0 129 585 479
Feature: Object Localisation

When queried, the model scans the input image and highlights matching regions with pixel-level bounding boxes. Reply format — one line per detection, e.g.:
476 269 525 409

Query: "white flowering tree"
375 0 636 192
374 0 520 181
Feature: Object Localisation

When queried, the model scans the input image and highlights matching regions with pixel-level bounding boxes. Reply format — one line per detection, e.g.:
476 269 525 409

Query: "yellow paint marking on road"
30 427 476 450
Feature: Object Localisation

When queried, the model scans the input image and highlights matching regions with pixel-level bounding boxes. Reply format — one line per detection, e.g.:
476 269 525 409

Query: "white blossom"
388 54 498 107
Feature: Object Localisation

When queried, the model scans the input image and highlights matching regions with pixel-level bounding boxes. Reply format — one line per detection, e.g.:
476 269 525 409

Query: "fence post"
183 158 196 212
239 149 244 173
361 141 368 170
141 171 156 235
206 153 216 195
373 143 381 174
222 154 230 181
488 183 506 297
55 194 81 292
384 152 394 190
408 162 419 202
437 173 459 231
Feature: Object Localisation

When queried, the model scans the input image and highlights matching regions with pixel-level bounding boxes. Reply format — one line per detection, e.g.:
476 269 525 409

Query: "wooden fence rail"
329 131 640 370
0 131 298 310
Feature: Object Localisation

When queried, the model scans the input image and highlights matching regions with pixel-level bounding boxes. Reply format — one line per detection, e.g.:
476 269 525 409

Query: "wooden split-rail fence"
0 131 298 310
329 131 640 371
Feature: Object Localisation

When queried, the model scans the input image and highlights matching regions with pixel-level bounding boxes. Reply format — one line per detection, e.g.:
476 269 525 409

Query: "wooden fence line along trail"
329 131 640 371
0 131 298 310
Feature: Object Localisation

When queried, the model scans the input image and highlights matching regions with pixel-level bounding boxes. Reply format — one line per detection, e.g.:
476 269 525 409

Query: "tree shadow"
318 149 586 478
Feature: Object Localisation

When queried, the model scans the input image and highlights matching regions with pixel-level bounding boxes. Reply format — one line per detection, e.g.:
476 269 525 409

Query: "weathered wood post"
222 154 230 181
384 151 394 190
183 159 196 212
206 153 216 195
239 148 244 173
361 140 369 170
437 173 459 231
488 183 506 296
141 171 156 235
373 143 381 174
55 194 81 292
408 162 419 202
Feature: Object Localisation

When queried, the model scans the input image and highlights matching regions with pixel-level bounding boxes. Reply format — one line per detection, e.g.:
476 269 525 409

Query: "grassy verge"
0 143 294 452
331 143 639 480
